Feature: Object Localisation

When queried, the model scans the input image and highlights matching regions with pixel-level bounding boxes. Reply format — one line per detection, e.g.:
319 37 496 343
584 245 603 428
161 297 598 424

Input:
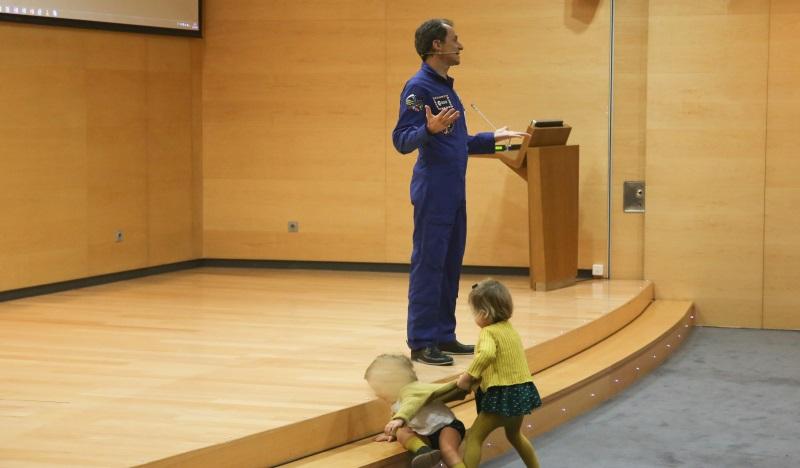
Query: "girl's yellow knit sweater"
467 320 532 391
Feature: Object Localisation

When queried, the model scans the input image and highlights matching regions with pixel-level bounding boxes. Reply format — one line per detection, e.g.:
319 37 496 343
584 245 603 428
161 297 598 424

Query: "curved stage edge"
144 280 661 468
283 300 694 468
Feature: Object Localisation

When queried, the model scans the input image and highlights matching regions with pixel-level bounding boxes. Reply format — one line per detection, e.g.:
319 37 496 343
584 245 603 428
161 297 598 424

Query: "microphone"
470 103 497 130
470 104 528 151
427 51 461 55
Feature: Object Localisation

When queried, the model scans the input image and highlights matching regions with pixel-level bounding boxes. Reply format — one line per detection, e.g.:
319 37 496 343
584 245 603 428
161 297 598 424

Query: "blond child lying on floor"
365 354 468 468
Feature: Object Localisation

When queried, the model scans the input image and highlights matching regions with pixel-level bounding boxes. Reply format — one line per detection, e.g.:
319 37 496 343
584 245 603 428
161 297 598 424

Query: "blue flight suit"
392 63 495 350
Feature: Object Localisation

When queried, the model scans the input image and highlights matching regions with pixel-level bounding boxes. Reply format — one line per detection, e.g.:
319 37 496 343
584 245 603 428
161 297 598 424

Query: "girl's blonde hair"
468 278 513 323
364 353 418 382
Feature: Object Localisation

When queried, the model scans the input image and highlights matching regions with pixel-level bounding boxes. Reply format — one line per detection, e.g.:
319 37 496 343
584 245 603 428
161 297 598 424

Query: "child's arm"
456 372 474 390
466 332 497 379
392 399 419 424
391 385 428 423
384 418 405 436
432 381 471 401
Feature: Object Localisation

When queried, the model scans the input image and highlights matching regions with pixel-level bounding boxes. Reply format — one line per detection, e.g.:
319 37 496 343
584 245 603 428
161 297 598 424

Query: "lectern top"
528 124 572 148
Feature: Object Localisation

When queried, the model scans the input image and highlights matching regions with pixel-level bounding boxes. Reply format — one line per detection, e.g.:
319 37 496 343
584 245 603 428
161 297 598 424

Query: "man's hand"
457 372 474 391
494 126 530 142
384 418 405 436
374 433 396 442
425 105 460 134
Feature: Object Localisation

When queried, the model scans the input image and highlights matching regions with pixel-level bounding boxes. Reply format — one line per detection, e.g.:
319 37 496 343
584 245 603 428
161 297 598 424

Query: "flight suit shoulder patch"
405 93 425 112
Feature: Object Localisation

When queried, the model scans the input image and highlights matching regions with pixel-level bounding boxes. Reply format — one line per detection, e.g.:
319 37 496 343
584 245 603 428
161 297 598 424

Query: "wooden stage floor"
0 268 650 467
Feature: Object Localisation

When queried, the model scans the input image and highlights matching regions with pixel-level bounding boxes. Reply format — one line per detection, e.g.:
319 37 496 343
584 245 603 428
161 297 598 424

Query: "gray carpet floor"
486 327 800 468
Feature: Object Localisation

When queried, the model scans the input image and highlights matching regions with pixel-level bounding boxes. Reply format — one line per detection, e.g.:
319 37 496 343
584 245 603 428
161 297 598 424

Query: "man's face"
433 25 463 66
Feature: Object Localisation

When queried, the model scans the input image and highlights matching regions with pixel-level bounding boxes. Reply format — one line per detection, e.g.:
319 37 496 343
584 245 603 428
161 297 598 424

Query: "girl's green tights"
463 412 540 468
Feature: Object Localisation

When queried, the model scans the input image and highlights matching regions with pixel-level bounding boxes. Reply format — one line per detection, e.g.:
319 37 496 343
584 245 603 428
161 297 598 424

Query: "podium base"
533 276 577 292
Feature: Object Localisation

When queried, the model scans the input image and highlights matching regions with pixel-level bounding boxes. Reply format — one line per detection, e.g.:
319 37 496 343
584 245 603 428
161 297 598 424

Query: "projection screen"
0 1 201 36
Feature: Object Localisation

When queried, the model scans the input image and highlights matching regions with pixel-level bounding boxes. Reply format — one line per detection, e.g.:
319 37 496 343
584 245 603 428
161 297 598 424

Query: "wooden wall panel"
191 41 205 259
85 34 150 275
0 25 89 291
609 0 648 279
201 0 388 261
147 38 197 265
763 0 800 330
204 0 611 269
0 24 200 292
643 1 770 327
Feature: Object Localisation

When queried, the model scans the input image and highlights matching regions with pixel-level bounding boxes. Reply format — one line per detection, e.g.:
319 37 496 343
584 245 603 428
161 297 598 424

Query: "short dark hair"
414 19 453 59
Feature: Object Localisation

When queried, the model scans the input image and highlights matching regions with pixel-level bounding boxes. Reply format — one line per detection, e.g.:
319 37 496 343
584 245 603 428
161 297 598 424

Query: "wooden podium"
475 123 579 291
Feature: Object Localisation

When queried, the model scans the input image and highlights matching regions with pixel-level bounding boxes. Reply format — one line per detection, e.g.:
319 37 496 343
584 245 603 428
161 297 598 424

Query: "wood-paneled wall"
610 0 648 279
0 23 201 292
644 1 770 327
5 2 800 330
641 0 800 330
763 0 800 329
202 0 612 269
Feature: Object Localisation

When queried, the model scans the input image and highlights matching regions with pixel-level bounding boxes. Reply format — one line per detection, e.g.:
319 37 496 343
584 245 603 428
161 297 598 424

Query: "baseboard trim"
202 258 536 276
0 260 203 303
0 258 593 302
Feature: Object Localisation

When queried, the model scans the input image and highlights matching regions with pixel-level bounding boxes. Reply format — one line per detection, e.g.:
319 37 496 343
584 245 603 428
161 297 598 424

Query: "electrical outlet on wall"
115 230 124 243
592 264 604 277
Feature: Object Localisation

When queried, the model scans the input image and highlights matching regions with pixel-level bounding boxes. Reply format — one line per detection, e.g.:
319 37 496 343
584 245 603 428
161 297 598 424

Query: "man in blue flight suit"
393 19 528 366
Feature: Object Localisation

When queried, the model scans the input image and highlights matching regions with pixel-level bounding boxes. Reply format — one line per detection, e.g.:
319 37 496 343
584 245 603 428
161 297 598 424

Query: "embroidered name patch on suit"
433 95 455 134
433 95 453 111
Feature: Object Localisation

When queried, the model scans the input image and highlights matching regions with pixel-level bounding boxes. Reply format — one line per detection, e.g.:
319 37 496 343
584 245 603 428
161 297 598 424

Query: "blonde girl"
365 354 468 468
457 279 542 468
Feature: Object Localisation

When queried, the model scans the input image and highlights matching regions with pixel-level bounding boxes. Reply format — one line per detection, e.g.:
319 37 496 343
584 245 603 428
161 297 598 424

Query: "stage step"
143 280 654 468
283 300 695 468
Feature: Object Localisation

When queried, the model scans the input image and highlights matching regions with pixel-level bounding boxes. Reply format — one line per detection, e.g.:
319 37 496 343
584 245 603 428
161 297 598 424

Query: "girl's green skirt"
475 381 542 417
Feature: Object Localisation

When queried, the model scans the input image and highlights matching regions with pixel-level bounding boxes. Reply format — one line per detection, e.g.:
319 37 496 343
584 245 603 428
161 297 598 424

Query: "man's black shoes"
439 340 475 355
411 346 454 366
